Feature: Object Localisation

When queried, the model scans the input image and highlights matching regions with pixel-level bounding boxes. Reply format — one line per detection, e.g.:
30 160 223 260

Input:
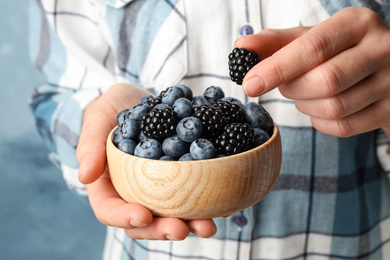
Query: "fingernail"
243 76 265 96
130 219 148 228
189 228 201 238
165 235 180 241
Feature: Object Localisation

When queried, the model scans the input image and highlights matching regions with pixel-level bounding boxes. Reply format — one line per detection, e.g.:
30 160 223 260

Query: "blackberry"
193 104 228 138
214 122 255 155
228 47 260 85
140 107 178 141
213 100 245 124
142 95 162 108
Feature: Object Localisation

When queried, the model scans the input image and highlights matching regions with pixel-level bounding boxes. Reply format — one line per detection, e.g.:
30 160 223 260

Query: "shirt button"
233 215 248 227
240 25 254 36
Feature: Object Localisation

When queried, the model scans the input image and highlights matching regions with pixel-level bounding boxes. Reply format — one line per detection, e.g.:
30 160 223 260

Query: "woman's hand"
76 83 217 240
236 7 390 137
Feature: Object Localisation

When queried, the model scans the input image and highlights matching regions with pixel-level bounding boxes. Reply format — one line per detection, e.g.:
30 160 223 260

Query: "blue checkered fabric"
29 0 390 259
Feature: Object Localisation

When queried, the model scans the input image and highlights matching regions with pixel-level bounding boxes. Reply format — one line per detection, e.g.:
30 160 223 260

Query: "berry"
242 102 274 136
117 109 131 127
154 103 171 110
112 127 125 147
193 104 228 138
160 155 175 161
161 86 186 106
220 97 244 108
140 94 154 104
203 86 225 101
162 135 190 158
228 47 260 85
140 107 178 141
192 95 215 106
176 117 204 143
121 118 140 139
173 97 193 120
214 123 255 155
177 84 193 100
118 139 137 155
253 128 270 147
190 139 216 160
213 100 244 123
129 104 151 121
142 95 162 108
134 139 163 159
137 130 147 142
178 153 195 161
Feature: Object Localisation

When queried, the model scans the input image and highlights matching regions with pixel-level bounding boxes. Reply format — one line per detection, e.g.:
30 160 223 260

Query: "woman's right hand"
76 83 217 240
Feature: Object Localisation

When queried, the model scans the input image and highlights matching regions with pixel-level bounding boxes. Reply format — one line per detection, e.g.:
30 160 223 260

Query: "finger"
294 69 390 120
186 219 217 238
242 8 372 97
125 217 191 241
86 171 153 229
311 96 390 137
234 26 310 59
278 40 381 100
77 84 150 184
77 101 117 184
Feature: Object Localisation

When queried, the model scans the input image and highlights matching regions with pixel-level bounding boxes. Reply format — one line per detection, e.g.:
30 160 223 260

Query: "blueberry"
177 84 193 100
140 94 154 104
161 86 185 106
162 135 189 158
117 109 131 127
112 127 125 147
172 98 193 120
203 86 225 101
190 139 216 160
129 104 151 121
215 154 227 158
137 130 147 142
253 128 270 147
154 103 171 110
134 139 163 159
160 155 175 161
242 102 274 136
178 153 194 161
121 118 140 139
220 97 244 108
192 96 215 106
176 117 204 143
118 139 137 155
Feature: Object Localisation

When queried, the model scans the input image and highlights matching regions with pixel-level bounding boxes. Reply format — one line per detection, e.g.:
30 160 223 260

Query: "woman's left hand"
236 7 390 137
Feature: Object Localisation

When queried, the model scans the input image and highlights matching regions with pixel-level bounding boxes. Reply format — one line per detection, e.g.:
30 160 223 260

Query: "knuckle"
323 96 345 120
301 34 329 64
333 118 354 138
318 63 344 97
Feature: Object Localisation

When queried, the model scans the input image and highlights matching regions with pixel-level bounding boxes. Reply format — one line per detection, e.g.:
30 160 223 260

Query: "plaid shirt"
30 0 390 259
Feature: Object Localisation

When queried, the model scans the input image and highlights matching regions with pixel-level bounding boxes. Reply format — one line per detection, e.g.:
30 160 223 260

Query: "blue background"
0 1 106 259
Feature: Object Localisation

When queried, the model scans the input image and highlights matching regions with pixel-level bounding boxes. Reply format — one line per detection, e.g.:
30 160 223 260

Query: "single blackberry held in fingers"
228 47 260 85
140 107 178 141
214 122 255 155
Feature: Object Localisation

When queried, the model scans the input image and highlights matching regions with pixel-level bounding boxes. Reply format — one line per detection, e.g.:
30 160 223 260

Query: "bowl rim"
107 124 280 163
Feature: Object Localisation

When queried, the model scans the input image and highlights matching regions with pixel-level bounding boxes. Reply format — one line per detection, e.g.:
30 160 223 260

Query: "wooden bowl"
106 125 282 219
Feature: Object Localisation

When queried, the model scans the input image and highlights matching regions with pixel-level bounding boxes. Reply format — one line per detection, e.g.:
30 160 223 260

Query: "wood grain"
107 125 282 219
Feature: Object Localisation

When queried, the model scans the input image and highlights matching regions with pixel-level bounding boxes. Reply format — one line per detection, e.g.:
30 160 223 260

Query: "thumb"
77 99 117 184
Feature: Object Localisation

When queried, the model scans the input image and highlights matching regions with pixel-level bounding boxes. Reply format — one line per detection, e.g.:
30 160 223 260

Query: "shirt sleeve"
29 0 117 194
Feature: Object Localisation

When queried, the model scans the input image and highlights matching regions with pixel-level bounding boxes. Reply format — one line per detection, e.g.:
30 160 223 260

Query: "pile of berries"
112 84 274 161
